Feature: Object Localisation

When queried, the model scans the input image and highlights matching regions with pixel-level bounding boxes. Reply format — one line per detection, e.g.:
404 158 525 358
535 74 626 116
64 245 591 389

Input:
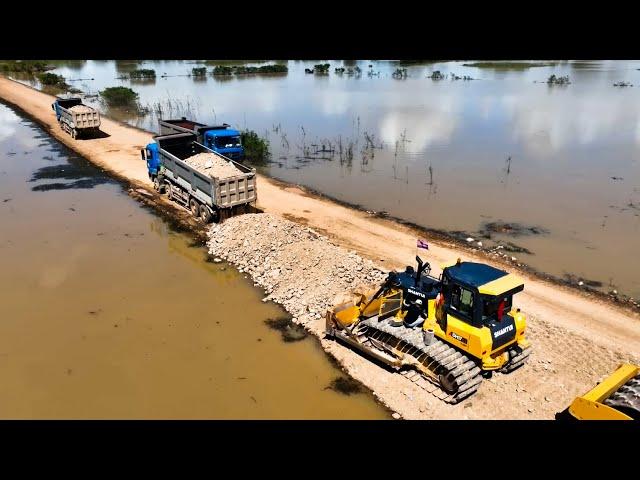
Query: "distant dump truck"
141 132 256 223
159 118 245 161
51 96 101 139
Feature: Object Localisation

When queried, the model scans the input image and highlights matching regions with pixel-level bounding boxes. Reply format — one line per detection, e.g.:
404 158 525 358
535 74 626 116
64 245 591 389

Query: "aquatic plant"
428 70 446 80
241 130 270 162
392 68 407 79
0 60 50 73
213 65 233 75
37 72 68 88
547 74 570 85
191 67 207 77
314 63 330 74
99 86 139 107
129 69 156 79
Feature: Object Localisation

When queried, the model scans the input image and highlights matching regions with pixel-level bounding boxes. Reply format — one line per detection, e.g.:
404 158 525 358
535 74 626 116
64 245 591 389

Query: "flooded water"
12 60 640 298
0 102 389 419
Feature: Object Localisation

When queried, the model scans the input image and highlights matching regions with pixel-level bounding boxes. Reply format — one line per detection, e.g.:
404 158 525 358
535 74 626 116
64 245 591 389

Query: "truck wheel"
166 183 173 200
199 205 213 223
71 129 77 139
153 176 161 192
189 198 200 217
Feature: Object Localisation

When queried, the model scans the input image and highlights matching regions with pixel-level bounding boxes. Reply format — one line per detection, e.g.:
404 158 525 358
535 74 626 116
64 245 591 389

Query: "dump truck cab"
202 127 243 161
141 141 161 178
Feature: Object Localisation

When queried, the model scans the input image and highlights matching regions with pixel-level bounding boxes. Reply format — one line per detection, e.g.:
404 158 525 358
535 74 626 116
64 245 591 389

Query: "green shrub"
99 86 139 107
37 72 67 87
258 64 287 73
129 69 156 79
547 74 570 85
241 130 270 162
213 65 233 75
314 63 330 74
0 60 50 73
191 67 207 76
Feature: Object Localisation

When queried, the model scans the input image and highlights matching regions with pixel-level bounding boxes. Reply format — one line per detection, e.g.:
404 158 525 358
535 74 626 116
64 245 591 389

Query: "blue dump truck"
141 132 256 223
158 118 245 161
51 96 101 139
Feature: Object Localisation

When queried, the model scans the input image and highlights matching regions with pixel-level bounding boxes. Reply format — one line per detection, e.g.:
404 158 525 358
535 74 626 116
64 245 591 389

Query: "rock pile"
207 213 387 327
69 105 94 113
184 153 243 179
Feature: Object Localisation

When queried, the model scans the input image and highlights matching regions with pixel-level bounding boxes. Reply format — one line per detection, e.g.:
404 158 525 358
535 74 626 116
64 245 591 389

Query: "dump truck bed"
156 133 256 209
55 97 100 130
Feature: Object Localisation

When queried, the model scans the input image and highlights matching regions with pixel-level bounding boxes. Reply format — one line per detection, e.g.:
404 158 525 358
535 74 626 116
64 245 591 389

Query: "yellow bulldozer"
558 363 640 420
325 256 531 403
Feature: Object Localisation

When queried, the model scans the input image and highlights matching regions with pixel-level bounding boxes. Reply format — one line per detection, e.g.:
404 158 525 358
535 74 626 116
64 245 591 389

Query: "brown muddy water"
12 60 640 299
0 102 389 419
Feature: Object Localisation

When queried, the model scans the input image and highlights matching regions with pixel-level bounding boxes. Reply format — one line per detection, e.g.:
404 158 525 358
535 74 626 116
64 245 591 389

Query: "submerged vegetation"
37 72 68 88
547 74 571 85
314 63 330 74
0 60 51 73
241 130 271 162
211 64 287 76
129 69 156 79
99 86 139 107
392 68 407 79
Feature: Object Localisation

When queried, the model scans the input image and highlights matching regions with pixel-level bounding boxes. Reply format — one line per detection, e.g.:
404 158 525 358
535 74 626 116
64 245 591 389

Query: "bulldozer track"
603 374 640 419
357 318 484 404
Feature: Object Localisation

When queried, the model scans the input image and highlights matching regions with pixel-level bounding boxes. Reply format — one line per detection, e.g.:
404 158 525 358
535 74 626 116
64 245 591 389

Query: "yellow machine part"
328 285 529 372
423 303 528 370
568 364 638 420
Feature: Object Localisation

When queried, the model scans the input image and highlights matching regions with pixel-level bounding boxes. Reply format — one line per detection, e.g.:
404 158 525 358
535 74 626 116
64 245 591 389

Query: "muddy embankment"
1 75 639 419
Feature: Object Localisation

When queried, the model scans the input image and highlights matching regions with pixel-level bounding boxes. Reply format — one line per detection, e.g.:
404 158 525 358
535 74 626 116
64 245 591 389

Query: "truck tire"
199 205 213 223
71 129 77 139
189 198 200 217
153 176 161 192
166 182 173 200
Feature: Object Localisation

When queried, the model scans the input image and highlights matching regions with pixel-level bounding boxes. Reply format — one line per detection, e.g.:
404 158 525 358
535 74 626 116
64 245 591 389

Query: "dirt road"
1 76 638 419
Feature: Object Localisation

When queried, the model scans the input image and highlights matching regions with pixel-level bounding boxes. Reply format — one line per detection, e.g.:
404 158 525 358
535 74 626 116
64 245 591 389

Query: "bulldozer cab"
441 261 524 329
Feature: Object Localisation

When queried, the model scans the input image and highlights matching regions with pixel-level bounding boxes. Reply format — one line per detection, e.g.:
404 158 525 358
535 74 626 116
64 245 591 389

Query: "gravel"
68 105 94 113
184 153 243 179
207 213 387 326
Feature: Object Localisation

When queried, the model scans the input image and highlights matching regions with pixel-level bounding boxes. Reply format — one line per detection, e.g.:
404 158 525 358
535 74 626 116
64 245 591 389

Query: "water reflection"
8 60 640 298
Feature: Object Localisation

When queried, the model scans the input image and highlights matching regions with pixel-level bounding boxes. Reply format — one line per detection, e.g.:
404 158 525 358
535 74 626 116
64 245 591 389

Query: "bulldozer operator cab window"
449 285 474 321
482 295 512 324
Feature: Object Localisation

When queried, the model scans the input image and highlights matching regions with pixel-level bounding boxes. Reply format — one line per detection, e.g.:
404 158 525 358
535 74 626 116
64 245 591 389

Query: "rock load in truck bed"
68 105 95 113
183 152 243 179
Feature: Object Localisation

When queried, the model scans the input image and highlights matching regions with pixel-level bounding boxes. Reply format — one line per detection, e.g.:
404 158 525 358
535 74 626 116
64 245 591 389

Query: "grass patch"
241 130 270 162
99 86 139 107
